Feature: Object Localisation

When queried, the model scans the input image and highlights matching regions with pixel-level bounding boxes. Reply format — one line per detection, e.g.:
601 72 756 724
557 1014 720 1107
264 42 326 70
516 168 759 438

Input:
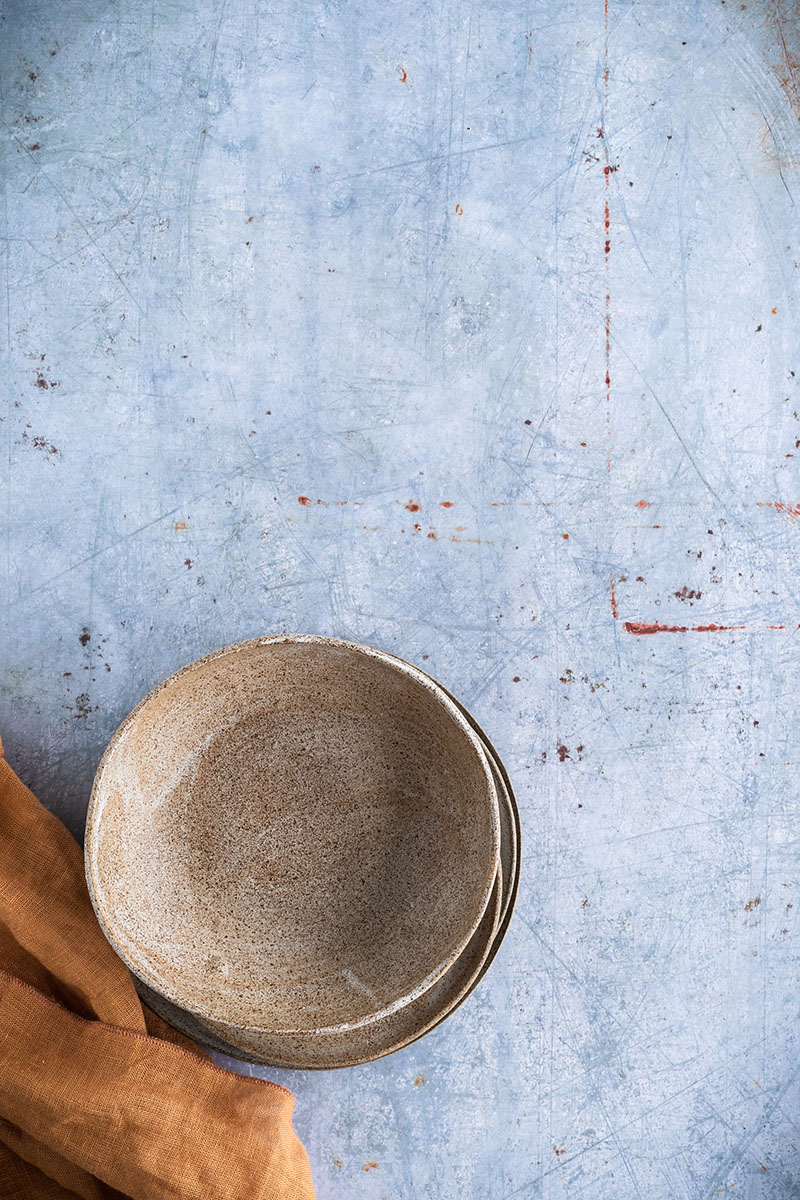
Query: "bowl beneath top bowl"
85 636 500 1034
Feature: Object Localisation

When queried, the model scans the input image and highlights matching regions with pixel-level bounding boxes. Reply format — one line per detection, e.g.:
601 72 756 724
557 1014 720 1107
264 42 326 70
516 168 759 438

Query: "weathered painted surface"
2 1 800 1196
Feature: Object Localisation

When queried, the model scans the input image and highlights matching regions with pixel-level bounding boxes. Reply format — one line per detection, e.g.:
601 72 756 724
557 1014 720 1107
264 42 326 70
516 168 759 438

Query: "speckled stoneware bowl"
134 694 520 1069
85 636 501 1035
130 681 520 1075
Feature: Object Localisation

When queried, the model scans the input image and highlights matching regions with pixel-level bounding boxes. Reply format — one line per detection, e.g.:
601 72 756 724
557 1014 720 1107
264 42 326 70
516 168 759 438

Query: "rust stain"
362 1162 379 1173
557 743 570 762
398 66 407 82
455 203 463 215
297 495 311 505
173 521 187 531
440 500 453 508
744 897 761 912
610 577 619 619
674 586 702 602
413 1073 426 1086
405 501 420 512
765 2 800 121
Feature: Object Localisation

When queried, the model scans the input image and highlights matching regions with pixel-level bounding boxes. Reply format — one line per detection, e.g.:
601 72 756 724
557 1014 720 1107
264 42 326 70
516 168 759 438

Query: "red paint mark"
297 495 311 505
455 204 463 215
635 499 652 508
405 501 420 512
610 577 619 619
772 306 778 314
398 66 407 82
623 622 747 636
440 500 453 508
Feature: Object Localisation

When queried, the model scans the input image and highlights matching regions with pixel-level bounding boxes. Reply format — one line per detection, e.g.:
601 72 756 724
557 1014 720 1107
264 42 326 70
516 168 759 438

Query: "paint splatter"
623 622 746 635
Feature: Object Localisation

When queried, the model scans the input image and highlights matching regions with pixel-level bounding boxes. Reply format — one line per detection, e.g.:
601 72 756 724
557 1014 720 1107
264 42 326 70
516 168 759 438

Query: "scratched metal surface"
2 0 800 1195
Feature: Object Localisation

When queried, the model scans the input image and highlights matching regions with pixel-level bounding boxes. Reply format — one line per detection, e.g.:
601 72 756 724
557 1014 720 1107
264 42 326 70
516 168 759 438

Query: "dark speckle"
78 628 90 647
557 743 570 762
27 142 40 151
184 558 193 569
512 676 520 682
674 585 702 602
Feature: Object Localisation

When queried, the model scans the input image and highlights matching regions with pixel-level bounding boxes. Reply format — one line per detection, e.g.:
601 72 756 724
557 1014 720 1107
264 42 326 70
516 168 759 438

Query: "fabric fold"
0 746 315 1200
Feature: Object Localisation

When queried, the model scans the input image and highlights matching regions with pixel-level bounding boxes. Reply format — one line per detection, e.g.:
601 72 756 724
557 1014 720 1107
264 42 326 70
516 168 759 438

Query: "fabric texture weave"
0 741 316 1200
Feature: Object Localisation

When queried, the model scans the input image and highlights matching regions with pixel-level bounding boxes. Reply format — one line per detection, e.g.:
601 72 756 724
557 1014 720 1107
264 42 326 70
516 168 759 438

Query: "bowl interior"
87 637 499 1032
135 736 518 1069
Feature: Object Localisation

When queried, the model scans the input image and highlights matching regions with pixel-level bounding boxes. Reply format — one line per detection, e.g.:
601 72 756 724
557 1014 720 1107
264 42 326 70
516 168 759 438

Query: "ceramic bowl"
85 636 501 1034
135 710 519 1069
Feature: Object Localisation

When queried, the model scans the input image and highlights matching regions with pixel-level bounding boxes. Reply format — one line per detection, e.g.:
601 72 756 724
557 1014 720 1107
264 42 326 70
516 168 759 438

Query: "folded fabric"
0 739 315 1200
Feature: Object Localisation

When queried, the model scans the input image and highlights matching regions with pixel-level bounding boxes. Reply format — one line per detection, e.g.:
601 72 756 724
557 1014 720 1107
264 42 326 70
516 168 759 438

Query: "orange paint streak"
757 501 800 521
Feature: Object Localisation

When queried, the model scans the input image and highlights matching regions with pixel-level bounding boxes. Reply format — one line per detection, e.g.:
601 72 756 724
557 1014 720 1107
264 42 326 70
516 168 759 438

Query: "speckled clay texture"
85 636 500 1033
135 739 519 1069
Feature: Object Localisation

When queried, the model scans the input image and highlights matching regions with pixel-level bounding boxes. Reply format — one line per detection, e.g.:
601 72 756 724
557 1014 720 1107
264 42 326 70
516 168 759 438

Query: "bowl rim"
85 634 501 1035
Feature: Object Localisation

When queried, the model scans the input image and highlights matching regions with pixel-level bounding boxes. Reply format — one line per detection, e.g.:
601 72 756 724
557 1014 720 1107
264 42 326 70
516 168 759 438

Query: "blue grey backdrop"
2 0 800 1196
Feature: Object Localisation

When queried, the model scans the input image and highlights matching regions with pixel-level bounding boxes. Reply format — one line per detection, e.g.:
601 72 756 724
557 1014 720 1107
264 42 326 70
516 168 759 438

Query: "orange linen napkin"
0 739 316 1200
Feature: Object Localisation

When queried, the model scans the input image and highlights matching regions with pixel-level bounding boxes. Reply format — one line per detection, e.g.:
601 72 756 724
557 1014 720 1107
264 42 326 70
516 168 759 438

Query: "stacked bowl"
85 636 519 1069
